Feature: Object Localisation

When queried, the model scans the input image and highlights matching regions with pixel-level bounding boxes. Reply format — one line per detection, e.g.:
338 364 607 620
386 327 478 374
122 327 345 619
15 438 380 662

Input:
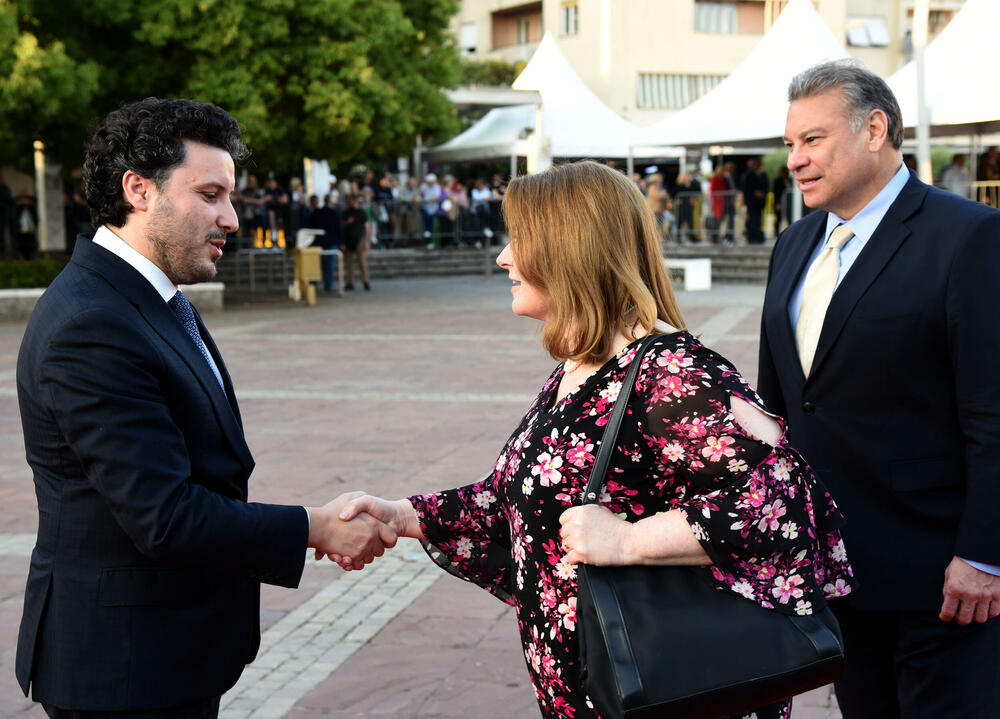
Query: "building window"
694 1 764 35
561 1 579 36
491 3 542 50
695 1 737 33
637 73 727 110
846 17 890 47
460 22 477 55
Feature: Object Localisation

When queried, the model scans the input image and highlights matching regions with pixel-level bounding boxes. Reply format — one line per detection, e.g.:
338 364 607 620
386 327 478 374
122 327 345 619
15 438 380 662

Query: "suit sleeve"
948 211 1000 565
756 229 787 419
39 307 308 587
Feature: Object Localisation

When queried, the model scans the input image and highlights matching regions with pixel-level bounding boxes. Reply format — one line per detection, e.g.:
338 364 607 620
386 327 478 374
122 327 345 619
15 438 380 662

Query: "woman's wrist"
623 519 651 565
394 498 425 540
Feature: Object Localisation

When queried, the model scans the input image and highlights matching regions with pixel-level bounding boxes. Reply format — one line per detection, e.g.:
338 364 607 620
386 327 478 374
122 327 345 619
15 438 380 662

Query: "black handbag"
576 334 844 719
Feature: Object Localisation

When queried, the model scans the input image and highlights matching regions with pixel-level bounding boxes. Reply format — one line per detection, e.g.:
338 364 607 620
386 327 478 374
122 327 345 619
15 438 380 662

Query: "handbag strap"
582 333 662 505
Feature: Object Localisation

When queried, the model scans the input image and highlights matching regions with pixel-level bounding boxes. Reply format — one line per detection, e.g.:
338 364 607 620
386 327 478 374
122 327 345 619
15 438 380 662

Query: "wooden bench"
665 258 712 291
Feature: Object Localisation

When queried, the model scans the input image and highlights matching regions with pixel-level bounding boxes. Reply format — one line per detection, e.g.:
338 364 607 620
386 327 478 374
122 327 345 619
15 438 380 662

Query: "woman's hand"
559 506 713 567
325 495 426 570
558 504 638 566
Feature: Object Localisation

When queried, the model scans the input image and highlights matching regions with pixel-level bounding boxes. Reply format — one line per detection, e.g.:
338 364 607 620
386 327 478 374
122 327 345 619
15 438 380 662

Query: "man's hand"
940 556 1000 624
328 494 425 571
307 492 397 570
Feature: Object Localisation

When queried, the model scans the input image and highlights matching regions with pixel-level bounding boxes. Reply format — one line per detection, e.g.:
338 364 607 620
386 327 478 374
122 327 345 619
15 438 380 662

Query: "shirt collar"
824 163 910 243
92 225 178 302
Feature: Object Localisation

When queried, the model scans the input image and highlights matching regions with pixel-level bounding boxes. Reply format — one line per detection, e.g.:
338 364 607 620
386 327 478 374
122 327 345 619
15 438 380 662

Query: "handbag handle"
582 333 662 505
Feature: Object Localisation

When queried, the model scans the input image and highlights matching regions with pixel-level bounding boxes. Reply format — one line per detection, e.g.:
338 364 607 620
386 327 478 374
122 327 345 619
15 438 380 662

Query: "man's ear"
867 109 889 152
122 170 153 212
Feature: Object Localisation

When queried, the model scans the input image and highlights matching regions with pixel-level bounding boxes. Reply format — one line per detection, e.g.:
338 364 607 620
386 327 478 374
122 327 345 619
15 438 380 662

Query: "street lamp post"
33 140 48 254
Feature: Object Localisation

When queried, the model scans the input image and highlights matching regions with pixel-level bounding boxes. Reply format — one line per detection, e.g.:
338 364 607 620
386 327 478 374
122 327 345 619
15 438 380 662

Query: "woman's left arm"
558 505 710 567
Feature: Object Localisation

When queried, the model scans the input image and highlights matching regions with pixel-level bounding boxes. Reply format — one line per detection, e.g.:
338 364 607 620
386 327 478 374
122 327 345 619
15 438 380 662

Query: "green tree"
0 0 100 167
1 0 461 170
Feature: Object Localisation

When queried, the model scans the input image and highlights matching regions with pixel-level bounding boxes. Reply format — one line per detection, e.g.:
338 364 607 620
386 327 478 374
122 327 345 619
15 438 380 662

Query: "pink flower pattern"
409 332 853 719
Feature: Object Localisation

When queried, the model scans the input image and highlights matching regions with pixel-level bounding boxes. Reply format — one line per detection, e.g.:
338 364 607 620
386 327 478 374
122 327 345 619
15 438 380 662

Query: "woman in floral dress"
338 161 854 719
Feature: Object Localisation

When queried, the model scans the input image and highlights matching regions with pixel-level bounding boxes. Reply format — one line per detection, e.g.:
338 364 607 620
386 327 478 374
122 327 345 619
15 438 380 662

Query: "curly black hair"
81 98 251 228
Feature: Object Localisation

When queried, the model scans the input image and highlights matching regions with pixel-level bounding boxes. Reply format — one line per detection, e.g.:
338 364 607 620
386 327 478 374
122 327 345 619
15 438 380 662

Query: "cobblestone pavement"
0 274 840 718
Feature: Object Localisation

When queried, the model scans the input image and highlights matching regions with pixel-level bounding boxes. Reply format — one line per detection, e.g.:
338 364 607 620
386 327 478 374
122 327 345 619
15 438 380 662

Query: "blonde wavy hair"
501 161 685 363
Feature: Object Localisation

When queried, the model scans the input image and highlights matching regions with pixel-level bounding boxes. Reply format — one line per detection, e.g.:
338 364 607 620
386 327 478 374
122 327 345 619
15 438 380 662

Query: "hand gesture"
330 494 424 571
940 556 1000 624
558 504 636 567
307 491 397 570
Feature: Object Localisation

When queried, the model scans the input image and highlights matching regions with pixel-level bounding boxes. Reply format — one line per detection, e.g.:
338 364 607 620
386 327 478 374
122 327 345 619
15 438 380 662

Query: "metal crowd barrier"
373 198 505 248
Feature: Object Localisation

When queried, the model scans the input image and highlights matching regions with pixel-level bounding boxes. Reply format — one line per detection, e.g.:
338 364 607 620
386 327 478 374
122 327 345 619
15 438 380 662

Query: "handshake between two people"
306 492 424 571
306 491 695 572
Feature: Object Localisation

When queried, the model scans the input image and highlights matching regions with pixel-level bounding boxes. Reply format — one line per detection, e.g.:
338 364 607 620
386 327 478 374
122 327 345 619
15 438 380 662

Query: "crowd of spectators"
231 169 509 257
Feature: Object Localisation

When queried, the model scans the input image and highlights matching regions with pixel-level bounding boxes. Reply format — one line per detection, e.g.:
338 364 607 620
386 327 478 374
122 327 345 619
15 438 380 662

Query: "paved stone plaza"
0 274 840 718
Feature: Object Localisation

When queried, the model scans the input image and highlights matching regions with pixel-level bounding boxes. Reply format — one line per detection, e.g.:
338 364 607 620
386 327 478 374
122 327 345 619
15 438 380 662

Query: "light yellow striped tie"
795 224 854 376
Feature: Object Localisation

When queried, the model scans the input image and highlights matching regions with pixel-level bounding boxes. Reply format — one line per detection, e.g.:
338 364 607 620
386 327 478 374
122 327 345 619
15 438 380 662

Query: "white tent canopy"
631 0 851 148
887 0 1000 137
422 104 533 163
512 33 669 159
426 33 674 164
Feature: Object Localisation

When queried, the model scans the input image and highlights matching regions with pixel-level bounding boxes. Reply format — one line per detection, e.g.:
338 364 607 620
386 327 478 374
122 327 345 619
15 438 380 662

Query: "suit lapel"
807 175 928 378
72 237 253 466
765 213 826 383
194 308 244 427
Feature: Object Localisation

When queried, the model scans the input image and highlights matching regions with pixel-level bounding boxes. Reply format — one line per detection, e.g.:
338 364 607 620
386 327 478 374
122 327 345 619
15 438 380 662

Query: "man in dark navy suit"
758 60 1000 718
15 98 395 718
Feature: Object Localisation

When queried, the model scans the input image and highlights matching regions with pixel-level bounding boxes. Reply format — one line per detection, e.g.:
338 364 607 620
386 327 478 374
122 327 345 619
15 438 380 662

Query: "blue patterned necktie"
168 290 225 390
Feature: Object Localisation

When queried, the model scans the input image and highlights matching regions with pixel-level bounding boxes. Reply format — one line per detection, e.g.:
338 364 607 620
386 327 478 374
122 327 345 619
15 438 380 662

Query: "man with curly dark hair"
14 98 395 718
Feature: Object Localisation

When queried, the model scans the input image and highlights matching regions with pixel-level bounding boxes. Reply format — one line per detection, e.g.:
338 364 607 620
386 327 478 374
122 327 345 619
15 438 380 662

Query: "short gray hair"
788 60 904 149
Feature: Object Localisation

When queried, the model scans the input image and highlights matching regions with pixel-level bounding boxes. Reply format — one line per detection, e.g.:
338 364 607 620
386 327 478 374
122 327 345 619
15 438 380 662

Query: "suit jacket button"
802 401 816 415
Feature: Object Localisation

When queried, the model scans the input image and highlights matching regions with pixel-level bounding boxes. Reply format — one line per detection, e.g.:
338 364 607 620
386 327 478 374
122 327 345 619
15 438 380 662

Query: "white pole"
33 140 48 253
913 0 932 184
510 153 517 179
414 134 423 181
626 145 634 180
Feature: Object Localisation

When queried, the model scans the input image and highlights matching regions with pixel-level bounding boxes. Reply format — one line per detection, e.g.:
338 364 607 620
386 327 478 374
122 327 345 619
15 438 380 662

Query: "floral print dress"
409 332 854 719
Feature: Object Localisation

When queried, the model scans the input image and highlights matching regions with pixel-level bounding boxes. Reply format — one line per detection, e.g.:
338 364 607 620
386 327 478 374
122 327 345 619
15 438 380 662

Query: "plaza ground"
0 275 840 718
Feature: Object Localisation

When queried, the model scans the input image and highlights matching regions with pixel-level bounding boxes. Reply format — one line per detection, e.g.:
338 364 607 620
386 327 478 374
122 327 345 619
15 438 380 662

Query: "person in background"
938 153 971 199
341 193 370 291
0 172 12 255
308 193 343 293
420 173 442 247
772 166 792 233
741 158 769 244
470 177 494 246
645 173 670 243
13 188 37 259
708 164 730 244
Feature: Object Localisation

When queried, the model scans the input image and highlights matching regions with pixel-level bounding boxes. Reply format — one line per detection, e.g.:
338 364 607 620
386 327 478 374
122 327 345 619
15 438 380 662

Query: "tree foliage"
0 0 461 170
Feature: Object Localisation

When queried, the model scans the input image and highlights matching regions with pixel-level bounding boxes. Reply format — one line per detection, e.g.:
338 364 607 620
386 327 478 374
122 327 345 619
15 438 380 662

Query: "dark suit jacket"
758 172 1000 612
15 235 309 710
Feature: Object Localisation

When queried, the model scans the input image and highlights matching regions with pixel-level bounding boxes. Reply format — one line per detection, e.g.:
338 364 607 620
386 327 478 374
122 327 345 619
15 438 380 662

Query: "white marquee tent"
422 104 533 163
425 33 673 165
887 0 1000 137
631 0 851 148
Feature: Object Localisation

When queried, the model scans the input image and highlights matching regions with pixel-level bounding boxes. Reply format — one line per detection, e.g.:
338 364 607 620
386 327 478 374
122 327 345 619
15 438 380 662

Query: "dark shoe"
345 284 355 291
363 282 371 291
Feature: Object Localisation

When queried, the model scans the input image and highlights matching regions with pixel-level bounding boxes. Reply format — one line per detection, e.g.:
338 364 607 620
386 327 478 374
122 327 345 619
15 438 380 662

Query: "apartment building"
453 0 966 125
